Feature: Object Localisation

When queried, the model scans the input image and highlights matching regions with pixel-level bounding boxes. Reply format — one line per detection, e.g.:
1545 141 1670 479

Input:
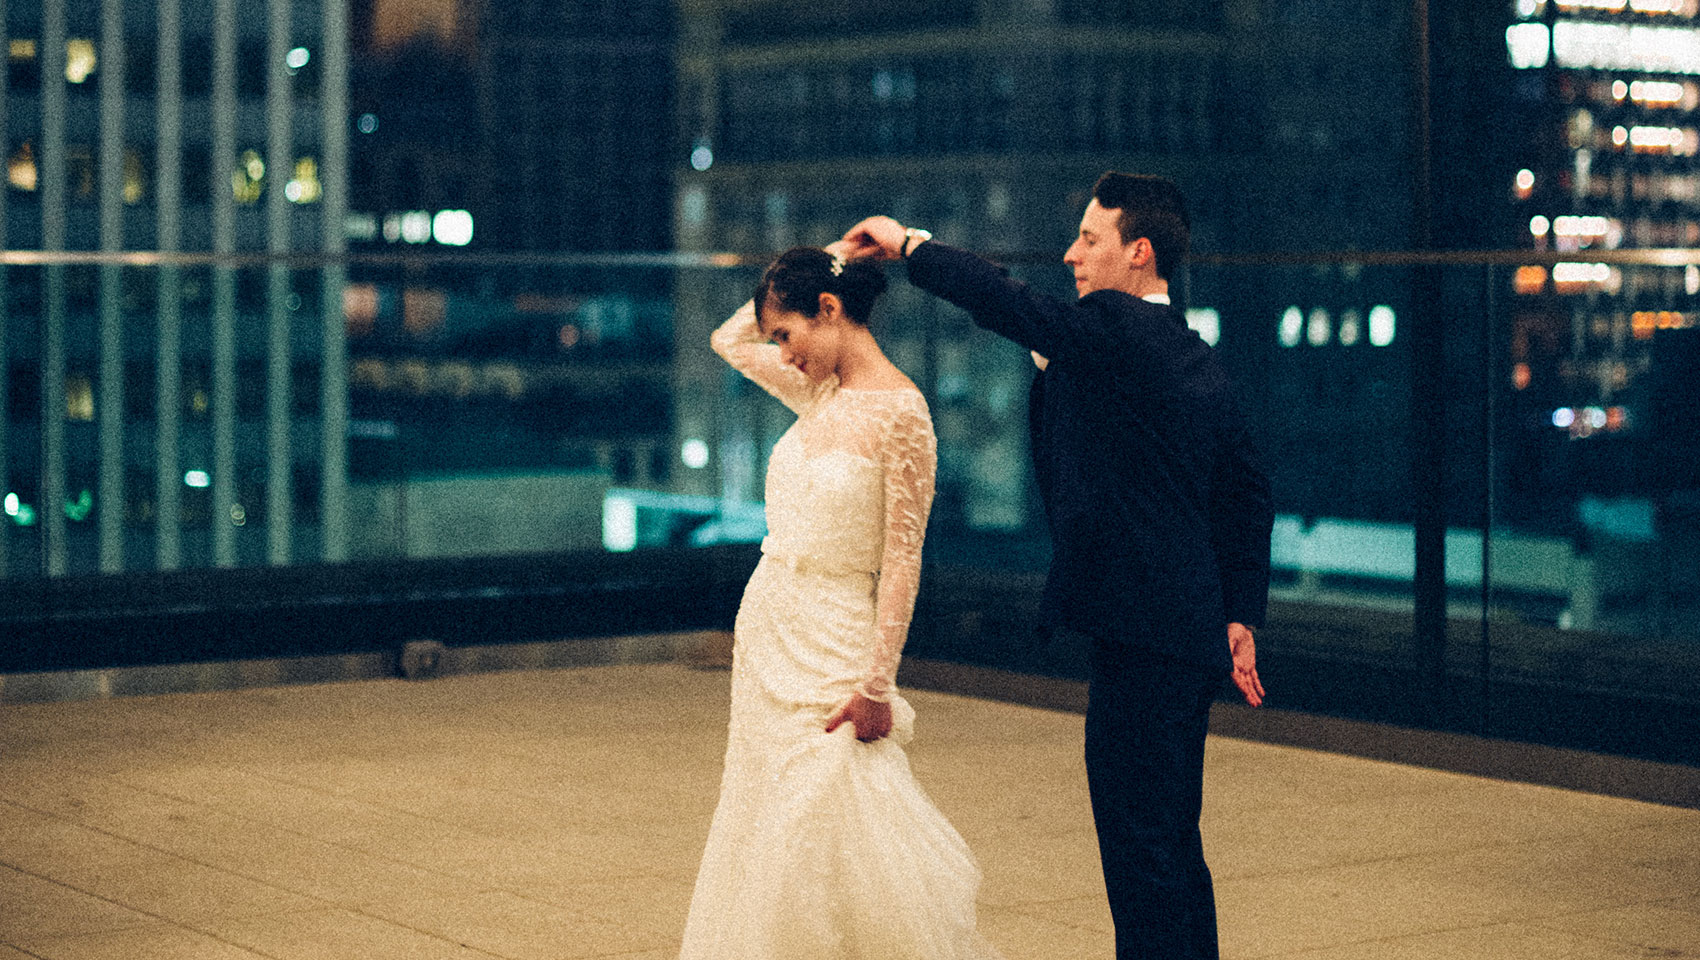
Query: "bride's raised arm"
710 299 816 413
857 399 938 703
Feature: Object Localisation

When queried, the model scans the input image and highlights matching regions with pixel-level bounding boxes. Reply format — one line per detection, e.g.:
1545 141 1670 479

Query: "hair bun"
755 247 888 325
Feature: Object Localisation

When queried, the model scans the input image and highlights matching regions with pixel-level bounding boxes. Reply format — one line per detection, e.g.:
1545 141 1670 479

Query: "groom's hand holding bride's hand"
826 693 893 742
839 217 907 261
1228 623 1264 707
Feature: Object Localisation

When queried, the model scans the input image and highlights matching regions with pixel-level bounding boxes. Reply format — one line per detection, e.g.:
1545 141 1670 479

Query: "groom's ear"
1125 237 1154 271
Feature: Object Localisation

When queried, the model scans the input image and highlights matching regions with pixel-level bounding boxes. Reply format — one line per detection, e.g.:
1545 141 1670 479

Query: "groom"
843 172 1273 960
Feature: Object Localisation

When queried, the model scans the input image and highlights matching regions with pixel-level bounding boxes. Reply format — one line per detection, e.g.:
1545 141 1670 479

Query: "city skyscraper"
3 0 351 578
1493 0 1700 517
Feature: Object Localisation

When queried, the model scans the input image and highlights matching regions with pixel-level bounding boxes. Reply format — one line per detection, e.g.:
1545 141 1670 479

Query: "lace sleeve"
857 397 938 702
710 300 815 413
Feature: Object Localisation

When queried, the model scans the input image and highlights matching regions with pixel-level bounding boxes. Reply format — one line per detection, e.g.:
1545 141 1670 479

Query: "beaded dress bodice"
711 301 936 701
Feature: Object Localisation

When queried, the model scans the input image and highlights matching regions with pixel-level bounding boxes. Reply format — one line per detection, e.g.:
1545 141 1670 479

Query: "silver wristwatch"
901 227 933 258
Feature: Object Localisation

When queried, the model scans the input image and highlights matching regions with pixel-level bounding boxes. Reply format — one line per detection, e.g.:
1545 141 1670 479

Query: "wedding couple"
681 172 1275 960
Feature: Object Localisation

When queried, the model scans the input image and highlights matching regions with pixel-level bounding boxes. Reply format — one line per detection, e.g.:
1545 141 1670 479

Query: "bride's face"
761 292 848 382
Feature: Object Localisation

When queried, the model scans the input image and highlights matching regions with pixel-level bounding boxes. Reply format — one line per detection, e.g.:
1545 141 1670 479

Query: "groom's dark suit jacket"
907 241 1274 676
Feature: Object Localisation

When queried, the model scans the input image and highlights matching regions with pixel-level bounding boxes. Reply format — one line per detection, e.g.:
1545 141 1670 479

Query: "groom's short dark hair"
1093 172 1190 282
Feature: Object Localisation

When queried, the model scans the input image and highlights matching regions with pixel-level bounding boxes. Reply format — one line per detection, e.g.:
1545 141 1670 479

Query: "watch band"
901 227 932 258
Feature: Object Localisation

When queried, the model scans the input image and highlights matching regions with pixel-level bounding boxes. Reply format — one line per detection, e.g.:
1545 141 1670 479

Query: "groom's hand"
840 216 906 261
826 692 893 742
1228 623 1264 707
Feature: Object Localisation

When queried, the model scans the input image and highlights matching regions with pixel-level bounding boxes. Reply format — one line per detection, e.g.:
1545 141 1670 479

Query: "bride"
679 243 1002 960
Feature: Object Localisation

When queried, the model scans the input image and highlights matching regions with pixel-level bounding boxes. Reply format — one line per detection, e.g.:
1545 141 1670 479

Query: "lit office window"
1338 309 1363 346
1629 80 1687 105
1368 306 1397 347
66 376 95 421
65 39 97 83
8 142 37 191
681 439 711 470
431 210 473 246
1553 21 1700 76
1184 308 1220 347
123 149 146 204
1279 306 1304 347
286 157 322 204
233 150 264 203
64 490 92 523
1307 308 1332 347
1514 265 1549 294
1507 23 1551 70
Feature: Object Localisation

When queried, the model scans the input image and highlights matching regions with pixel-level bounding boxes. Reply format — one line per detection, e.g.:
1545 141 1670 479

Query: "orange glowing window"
1513 265 1547 294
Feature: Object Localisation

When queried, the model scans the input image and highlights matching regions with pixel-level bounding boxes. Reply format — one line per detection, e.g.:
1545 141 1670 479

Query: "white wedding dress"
679 302 1001 960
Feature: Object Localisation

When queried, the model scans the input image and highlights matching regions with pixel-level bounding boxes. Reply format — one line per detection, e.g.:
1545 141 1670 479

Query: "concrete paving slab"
0 865 158 943
16 926 276 960
203 908 495 960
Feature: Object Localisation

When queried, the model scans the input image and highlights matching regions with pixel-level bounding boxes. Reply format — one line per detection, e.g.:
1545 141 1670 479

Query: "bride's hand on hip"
826 693 893 742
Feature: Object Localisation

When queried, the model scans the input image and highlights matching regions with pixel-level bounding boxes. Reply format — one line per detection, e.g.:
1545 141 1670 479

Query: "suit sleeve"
904 241 1127 369
1210 410 1275 629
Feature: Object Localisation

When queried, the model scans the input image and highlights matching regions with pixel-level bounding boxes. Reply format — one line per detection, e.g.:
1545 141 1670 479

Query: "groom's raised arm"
903 241 1089 363
839 217 1111 366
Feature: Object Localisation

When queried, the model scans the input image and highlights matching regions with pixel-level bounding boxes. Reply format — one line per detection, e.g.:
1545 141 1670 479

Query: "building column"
320 0 350 562
211 0 237 567
0 1 10 578
41 0 68 576
97 0 126 572
155 0 183 570
266 0 294 566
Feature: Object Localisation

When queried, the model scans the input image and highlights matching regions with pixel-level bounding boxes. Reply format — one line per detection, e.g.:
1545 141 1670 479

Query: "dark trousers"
1081 631 1221 960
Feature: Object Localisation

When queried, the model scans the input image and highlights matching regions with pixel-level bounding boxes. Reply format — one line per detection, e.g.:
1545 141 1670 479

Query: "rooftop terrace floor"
2 654 1697 959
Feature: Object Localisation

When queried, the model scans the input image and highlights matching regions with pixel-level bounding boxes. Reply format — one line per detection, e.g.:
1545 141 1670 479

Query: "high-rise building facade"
3 0 350 578
1495 0 1700 519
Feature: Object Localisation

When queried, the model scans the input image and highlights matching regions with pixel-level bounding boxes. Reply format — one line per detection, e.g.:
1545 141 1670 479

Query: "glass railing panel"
0 248 1695 762
1186 259 1422 686
1484 255 1700 714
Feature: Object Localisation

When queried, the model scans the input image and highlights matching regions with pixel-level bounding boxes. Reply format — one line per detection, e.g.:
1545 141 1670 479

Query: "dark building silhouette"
350 0 675 252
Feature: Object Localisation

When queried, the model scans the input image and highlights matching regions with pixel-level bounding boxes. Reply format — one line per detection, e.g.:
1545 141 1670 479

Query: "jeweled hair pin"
829 252 846 276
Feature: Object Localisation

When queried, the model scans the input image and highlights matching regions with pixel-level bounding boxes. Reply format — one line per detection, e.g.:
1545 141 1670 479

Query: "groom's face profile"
1063 199 1147 299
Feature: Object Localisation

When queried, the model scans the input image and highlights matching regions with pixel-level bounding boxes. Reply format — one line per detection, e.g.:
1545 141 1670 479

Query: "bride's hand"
826 693 893 742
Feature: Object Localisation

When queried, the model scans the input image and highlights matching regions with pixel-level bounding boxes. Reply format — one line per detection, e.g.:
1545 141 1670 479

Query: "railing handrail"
6 247 1700 269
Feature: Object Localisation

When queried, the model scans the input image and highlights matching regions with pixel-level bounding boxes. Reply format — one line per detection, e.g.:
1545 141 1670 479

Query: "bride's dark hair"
755 247 888 327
